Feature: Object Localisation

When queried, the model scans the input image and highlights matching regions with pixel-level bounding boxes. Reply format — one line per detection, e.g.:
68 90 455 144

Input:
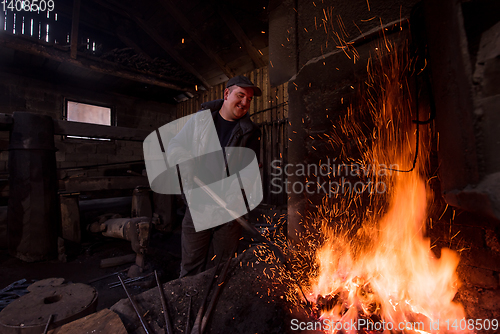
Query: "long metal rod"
192 176 310 306
155 270 173 334
118 275 153 334
88 268 128 284
190 255 224 334
200 255 233 334
42 314 54 334
192 177 267 242
109 272 154 288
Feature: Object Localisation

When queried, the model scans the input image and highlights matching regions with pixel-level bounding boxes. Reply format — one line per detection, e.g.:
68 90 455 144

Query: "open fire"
309 165 466 333
256 34 479 333
305 38 468 333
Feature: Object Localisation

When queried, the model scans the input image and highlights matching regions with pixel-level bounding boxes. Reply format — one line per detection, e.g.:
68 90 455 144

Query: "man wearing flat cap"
170 75 262 277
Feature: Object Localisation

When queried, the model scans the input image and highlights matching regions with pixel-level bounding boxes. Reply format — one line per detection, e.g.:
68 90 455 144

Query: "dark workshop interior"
0 0 499 333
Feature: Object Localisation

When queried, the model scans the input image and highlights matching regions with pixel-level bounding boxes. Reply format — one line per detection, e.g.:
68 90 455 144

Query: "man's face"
223 86 254 120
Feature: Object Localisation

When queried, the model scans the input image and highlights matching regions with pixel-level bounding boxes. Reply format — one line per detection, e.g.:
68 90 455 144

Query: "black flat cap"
226 75 262 96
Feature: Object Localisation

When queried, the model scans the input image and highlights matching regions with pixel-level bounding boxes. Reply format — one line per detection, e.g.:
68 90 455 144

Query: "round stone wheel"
0 280 98 334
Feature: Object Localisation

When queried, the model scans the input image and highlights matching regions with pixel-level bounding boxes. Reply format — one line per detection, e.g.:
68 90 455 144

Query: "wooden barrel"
7 112 59 262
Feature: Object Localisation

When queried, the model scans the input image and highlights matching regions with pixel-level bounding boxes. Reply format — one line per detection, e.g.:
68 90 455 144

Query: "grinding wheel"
0 278 98 334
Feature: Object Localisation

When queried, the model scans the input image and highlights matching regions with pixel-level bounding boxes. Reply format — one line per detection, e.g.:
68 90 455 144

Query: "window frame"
62 98 116 141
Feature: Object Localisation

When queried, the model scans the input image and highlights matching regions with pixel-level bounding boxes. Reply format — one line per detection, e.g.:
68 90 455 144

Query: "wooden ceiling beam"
212 1 266 69
159 0 235 79
0 33 195 93
93 0 211 90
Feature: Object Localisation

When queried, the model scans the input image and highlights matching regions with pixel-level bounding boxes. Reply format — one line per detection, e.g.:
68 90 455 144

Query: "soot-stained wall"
269 0 420 86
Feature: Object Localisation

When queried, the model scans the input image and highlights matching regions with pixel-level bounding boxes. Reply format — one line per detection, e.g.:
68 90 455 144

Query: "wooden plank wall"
176 66 288 207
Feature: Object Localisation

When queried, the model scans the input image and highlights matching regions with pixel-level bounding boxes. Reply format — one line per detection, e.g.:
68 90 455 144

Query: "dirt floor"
0 230 316 334
0 196 306 333
0 227 183 314
0 195 182 317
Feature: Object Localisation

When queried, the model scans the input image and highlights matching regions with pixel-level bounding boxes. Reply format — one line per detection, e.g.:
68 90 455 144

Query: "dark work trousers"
179 208 241 277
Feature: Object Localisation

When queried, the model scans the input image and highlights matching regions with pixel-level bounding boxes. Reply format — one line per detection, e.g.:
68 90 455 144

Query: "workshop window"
65 100 113 140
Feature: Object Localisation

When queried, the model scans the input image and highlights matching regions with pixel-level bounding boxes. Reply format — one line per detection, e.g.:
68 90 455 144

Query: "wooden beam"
212 1 266 69
60 176 149 193
53 119 151 141
159 0 234 79
47 309 128 334
70 0 81 59
0 33 195 93
93 0 211 90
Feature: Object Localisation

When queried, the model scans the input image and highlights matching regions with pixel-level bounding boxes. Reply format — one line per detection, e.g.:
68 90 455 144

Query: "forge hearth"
111 247 311 334
277 0 500 328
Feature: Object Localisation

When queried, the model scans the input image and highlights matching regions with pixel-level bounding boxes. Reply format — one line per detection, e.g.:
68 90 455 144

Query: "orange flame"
311 173 466 333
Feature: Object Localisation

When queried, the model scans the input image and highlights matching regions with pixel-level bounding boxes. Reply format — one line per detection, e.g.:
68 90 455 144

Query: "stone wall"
423 0 500 325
